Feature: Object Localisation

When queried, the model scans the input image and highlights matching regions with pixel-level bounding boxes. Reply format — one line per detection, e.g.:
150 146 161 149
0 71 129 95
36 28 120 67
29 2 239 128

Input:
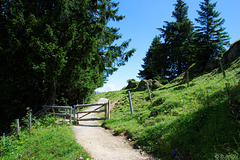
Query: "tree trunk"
46 81 56 105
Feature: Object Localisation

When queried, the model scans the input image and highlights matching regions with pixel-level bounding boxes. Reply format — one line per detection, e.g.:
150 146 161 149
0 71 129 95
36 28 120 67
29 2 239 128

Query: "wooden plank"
45 112 71 117
77 105 105 119
77 110 105 114
77 118 106 121
75 102 107 108
42 105 72 109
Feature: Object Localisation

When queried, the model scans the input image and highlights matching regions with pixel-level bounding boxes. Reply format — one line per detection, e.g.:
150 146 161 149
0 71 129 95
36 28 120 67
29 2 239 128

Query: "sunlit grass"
100 57 240 159
0 116 91 160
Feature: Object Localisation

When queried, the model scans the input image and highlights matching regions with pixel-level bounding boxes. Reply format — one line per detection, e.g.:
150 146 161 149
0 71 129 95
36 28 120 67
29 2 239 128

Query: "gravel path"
72 98 151 160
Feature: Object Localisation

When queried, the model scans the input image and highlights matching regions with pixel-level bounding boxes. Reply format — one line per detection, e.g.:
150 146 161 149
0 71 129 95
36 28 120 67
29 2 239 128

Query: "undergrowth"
99 57 240 159
0 115 91 160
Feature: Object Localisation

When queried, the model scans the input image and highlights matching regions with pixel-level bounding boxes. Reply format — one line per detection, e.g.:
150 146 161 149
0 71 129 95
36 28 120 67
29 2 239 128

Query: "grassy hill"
95 55 240 159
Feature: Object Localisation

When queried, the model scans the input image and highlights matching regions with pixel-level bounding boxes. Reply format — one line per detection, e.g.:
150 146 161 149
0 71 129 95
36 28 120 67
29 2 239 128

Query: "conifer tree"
138 36 161 80
160 0 195 78
0 0 135 105
0 0 135 132
139 0 194 82
195 0 230 65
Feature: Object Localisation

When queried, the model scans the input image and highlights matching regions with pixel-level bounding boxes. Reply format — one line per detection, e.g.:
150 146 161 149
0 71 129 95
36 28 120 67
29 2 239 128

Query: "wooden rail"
42 105 72 109
42 105 72 123
42 100 110 123
74 102 110 122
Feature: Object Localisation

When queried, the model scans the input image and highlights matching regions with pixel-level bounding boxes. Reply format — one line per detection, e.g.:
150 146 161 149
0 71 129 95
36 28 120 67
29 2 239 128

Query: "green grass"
0 116 91 160
98 57 240 159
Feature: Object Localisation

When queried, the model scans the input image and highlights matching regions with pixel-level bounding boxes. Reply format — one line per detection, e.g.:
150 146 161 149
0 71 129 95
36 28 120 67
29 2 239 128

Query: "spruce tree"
195 0 230 65
159 0 194 79
139 0 194 82
138 36 161 80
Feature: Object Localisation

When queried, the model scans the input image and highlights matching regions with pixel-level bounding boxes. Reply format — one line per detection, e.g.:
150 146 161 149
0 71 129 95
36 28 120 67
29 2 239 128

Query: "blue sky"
96 0 240 92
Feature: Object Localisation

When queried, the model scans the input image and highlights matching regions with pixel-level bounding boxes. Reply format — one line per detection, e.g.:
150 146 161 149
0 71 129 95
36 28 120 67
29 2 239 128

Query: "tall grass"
0 116 91 160
99 58 240 159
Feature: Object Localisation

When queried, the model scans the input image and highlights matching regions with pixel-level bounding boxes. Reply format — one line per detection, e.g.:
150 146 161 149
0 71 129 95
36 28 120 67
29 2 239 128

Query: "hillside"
95 41 240 159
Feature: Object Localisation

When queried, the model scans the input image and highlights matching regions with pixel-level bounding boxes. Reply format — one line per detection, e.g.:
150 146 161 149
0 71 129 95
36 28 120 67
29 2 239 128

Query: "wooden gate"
74 101 110 122
42 105 72 123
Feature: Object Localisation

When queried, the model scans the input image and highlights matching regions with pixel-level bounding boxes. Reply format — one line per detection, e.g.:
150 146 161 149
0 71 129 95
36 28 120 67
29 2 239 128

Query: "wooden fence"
2 102 110 146
42 105 72 123
74 102 110 122
42 101 110 123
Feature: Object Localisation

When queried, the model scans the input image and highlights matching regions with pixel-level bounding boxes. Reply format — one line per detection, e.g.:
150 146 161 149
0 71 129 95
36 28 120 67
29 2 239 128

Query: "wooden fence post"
29 114 31 132
220 60 226 78
225 82 230 96
146 82 152 103
108 100 110 119
3 133 5 146
69 107 72 123
105 103 107 120
15 119 20 140
73 105 76 121
187 71 190 87
128 91 133 114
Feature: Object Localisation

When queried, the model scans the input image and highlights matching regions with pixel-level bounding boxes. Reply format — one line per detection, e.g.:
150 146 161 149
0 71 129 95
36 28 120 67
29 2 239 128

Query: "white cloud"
95 84 122 93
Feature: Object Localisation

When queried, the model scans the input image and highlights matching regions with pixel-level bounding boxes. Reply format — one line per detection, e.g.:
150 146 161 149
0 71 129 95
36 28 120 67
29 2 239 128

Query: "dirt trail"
72 98 151 160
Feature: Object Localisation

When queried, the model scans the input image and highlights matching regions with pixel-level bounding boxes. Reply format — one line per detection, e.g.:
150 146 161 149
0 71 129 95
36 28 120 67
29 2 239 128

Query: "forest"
0 0 135 134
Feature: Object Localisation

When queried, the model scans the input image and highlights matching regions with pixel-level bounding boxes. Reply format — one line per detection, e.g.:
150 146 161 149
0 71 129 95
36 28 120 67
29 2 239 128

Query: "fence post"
64 102 67 120
74 105 76 121
3 133 5 146
29 114 31 132
220 60 226 78
105 103 107 120
15 119 20 140
43 107 46 115
146 82 152 103
69 107 72 123
128 91 133 114
187 71 190 87
108 100 110 119
225 82 230 96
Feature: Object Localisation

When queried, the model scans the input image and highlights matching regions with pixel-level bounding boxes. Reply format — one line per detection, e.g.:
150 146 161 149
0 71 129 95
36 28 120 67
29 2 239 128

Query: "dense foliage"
0 0 135 134
139 0 229 81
